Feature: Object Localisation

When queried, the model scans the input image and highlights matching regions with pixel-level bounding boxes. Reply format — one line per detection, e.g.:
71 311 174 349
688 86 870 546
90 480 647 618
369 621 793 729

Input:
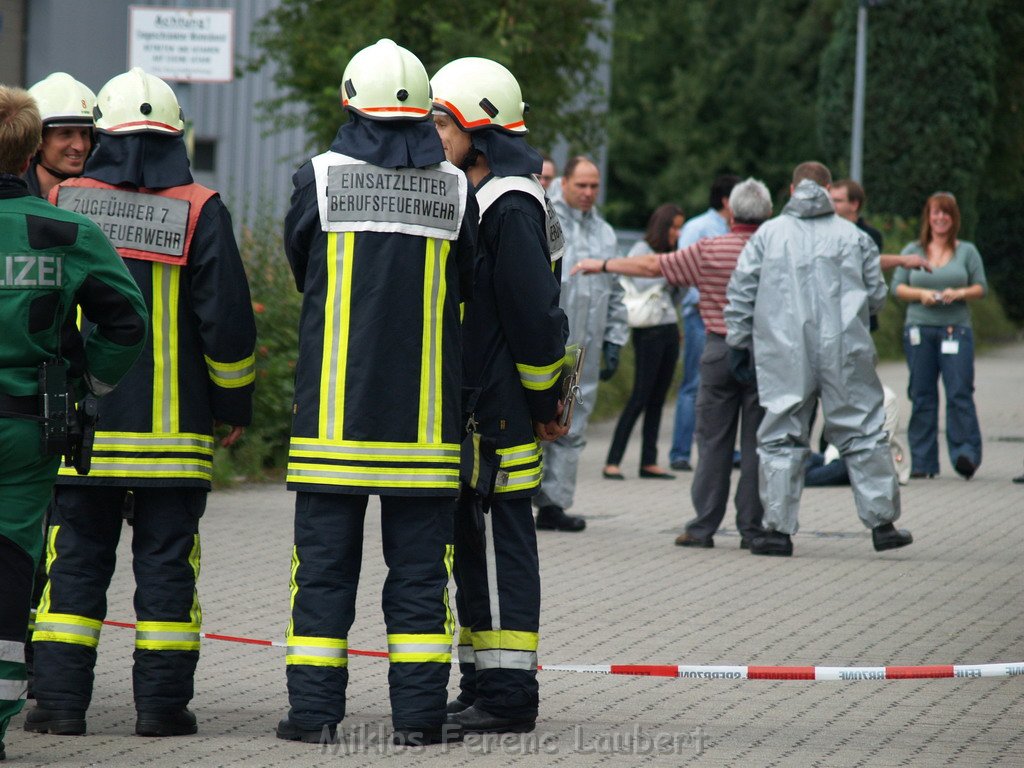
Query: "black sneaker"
135 708 197 737
749 531 793 557
23 707 86 735
872 523 913 552
535 505 585 532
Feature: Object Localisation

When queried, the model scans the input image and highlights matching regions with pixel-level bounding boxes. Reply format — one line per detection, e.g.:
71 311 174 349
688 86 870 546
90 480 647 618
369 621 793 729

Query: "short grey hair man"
729 178 772 224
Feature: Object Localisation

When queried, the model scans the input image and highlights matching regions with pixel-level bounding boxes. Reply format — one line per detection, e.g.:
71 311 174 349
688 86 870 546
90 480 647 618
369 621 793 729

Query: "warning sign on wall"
128 6 234 83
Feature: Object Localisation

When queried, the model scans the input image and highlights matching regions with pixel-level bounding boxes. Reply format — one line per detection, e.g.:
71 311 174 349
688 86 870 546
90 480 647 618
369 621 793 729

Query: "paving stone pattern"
10 345 1023 766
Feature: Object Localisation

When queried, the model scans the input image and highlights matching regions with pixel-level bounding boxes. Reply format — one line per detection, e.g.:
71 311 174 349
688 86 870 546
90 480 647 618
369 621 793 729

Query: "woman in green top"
891 192 987 480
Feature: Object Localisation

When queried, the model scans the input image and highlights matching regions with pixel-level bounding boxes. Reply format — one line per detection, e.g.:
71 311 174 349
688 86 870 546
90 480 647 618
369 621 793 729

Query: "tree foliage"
606 0 841 227
247 0 607 154
818 0 998 234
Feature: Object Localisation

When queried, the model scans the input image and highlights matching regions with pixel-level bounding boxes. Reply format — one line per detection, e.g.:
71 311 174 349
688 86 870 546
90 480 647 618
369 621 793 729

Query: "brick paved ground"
8 344 1023 766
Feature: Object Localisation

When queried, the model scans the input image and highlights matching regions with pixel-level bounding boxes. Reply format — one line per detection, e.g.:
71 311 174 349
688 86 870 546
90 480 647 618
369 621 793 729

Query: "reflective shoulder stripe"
311 151 467 240
204 353 256 388
474 175 564 261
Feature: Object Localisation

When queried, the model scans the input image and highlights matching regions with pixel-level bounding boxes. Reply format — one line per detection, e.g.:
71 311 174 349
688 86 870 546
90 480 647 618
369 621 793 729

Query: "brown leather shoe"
674 533 713 548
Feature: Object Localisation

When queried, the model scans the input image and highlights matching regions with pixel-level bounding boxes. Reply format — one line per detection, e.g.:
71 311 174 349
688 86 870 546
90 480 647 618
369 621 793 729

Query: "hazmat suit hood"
782 179 835 219
85 133 193 190
330 113 445 170
470 130 542 177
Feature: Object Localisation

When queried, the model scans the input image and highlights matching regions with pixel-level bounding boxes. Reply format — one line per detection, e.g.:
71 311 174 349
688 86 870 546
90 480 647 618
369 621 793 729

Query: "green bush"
214 217 302 485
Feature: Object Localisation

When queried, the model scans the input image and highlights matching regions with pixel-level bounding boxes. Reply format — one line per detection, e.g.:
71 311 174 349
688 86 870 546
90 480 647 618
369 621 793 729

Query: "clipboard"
559 345 586 427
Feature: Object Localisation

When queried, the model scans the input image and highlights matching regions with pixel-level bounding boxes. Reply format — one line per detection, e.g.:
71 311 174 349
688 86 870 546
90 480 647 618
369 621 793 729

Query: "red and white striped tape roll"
101 621 1023 680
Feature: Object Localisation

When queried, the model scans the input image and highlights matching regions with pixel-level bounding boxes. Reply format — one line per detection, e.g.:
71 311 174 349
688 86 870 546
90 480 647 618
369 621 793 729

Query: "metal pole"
850 3 868 182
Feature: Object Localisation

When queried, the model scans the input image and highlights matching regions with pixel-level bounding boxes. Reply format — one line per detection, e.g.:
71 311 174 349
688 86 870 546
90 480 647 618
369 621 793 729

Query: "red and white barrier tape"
101 621 1023 680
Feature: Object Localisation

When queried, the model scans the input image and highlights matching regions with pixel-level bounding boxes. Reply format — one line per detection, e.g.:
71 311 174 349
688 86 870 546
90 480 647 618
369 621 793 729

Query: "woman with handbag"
603 204 684 480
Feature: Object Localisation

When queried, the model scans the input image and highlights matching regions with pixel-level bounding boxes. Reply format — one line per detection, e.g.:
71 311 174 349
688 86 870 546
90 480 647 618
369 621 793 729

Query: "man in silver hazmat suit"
724 161 912 557
534 156 629 532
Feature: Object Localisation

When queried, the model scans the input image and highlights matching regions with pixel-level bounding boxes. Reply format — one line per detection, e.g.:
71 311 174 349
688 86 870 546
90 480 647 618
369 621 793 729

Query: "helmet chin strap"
457 146 480 173
37 160 76 182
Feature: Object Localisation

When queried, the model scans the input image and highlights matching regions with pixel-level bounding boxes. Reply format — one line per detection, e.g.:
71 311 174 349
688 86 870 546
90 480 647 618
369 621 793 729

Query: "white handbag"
621 278 669 328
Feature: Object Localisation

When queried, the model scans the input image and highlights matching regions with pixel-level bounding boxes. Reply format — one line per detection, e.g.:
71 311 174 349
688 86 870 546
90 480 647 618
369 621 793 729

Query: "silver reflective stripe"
208 362 255 381
457 644 475 664
484 511 501 631
94 435 213 449
289 468 455 484
388 642 452 655
516 367 559 387
34 621 100 642
136 630 200 643
160 264 174 430
88 460 212 475
474 649 538 671
0 639 24 663
424 238 443 443
0 678 27 701
499 447 540 465
290 442 459 459
288 645 347 659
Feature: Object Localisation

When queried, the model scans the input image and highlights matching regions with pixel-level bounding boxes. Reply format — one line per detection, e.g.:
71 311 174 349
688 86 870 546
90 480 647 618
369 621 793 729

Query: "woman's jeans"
669 311 705 464
606 323 680 467
903 324 982 475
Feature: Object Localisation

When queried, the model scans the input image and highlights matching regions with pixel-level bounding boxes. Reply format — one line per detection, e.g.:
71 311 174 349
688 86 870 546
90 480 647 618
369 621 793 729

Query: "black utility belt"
0 393 39 417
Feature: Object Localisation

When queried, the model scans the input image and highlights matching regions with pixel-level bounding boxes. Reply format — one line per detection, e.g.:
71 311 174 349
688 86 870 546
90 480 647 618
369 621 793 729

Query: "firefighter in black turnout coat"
431 57 570 734
276 40 477 746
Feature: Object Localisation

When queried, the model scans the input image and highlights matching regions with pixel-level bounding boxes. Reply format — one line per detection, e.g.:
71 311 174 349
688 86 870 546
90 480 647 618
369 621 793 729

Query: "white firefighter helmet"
27 72 96 128
430 57 528 134
93 68 184 135
340 39 431 121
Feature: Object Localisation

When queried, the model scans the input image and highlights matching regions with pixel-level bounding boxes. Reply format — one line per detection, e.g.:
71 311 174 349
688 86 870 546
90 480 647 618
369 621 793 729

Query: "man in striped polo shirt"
571 178 773 549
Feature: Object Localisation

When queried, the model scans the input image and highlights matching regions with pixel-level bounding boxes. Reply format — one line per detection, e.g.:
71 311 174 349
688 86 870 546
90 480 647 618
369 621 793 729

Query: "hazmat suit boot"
446 704 536 734
275 715 337 744
535 505 585 532
749 530 793 557
23 707 86 736
135 707 197 737
871 523 913 552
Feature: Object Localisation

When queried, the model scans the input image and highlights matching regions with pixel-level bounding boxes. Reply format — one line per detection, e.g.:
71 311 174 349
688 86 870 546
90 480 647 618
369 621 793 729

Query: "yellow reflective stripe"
495 465 542 493
469 433 481 489
515 359 562 390
36 525 59 616
443 544 454 638
151 263 181 433
188 534 202 627
61 456 212 480
33 613 102 648
290 438 460 452
286 546 299 641
287 464 459 488
418 238 447 444
289 442 459 462
457 626 475 664
497 443 542 468
387 633 452 663
471 629 539 652
90 432 215 453
135 620 201 651
285 635 348 667
204 353 256 388
320 232 354 440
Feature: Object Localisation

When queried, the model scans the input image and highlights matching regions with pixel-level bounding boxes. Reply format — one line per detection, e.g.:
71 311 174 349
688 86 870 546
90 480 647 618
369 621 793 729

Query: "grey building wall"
0 0 26 85
23 0 310 223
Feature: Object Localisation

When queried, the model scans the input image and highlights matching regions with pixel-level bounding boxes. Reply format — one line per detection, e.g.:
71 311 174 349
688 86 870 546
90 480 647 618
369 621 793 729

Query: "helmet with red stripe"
28 72 96 129
341 39 431 122
430 58 528 135
93 68 184 136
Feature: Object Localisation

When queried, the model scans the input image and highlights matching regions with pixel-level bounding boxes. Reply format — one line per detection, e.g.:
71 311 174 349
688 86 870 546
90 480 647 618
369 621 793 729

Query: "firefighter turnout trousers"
286 492 455 731
453 495 540 720
0 420 60 741
32 486 204 714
